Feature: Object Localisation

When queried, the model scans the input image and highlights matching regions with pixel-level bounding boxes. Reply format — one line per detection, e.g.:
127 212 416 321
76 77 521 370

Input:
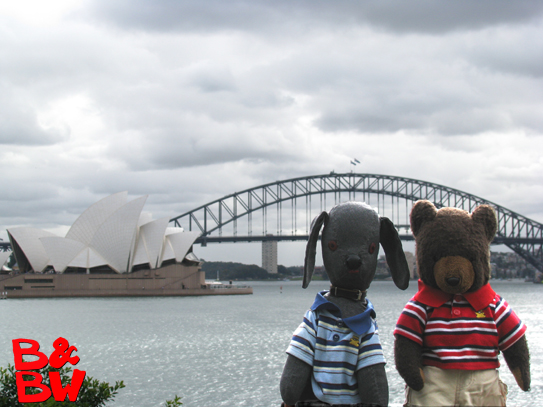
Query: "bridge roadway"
195 234 543 245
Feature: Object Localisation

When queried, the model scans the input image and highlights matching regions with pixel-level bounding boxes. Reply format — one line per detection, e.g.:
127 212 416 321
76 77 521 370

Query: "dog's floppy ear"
303 211 328 289
380 217 410 290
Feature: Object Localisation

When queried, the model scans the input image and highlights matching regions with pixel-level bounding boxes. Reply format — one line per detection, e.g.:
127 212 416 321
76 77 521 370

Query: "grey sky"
1 1 542 266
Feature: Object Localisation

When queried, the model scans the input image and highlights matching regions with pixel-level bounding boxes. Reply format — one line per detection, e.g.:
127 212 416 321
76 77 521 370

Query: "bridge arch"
170 173 543 272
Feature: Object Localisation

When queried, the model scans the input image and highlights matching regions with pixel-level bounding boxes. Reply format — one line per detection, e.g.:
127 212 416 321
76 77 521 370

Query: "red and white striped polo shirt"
394 280 526 370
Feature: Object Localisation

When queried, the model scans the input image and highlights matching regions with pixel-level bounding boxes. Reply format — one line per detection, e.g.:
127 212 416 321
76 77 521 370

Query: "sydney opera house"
2 192 252 298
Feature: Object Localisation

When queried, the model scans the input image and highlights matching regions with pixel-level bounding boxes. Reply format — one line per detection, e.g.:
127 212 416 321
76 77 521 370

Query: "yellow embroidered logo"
349 336 360 347
475 310 486 318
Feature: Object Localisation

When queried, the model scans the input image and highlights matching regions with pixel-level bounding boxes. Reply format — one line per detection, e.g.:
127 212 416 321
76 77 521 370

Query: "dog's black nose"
346 255 362 270
446 277 460 286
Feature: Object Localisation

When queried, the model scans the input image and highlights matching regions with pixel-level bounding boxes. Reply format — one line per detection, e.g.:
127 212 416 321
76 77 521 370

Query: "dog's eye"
368 242 377 254
328 240 338 251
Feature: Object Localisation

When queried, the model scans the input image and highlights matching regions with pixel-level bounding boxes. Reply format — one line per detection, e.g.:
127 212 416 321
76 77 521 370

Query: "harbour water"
1 279 541 406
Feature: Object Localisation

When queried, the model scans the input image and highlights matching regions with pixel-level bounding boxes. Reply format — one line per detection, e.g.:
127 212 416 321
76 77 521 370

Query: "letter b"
12 339 48 370
15 372 52 403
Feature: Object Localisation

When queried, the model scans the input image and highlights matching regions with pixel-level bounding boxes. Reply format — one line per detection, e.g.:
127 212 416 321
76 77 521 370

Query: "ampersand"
48 337 80 368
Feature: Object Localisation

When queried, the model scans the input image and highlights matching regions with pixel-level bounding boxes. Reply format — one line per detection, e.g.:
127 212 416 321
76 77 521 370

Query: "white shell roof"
8 227 56 272
66 191 128 245
7 193 198 274
165 226 185 235
132 217 170 269
159 226 188 265
137 212 153 227
165 231 201 263
89 195 147 273
69 247 109 269
132 230 148 268
40 237 86 273
160 239 176 265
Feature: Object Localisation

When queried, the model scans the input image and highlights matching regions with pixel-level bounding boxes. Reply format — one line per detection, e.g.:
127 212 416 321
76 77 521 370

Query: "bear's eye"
328 240 338 251
368 242 377 254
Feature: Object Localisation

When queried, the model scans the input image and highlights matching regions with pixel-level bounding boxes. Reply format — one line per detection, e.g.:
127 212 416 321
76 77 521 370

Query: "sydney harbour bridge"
170 173 543 273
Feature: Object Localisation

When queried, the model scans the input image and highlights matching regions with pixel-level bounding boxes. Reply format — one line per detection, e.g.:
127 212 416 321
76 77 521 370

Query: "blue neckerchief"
310 290 377 336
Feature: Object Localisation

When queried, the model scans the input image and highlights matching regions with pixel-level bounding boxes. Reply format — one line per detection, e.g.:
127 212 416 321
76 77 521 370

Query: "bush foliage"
0 363 124 407
0 364 182 406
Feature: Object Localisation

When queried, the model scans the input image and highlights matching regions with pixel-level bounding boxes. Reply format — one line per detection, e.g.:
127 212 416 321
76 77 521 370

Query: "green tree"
0 363 124 407
165 395 183 406
0 363 182 406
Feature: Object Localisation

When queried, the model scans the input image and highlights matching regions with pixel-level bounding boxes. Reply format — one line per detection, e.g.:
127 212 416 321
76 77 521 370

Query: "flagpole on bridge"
350 158 360 173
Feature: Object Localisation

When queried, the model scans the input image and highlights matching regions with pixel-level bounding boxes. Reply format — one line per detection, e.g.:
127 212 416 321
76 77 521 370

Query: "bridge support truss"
170 173 543 272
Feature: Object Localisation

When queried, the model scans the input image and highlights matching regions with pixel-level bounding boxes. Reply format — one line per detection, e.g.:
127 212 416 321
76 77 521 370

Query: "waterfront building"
262 236 278 274
4 192 252 297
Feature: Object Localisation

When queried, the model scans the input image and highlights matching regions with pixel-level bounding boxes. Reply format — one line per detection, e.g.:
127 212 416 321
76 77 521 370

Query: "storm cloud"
1 1 542 265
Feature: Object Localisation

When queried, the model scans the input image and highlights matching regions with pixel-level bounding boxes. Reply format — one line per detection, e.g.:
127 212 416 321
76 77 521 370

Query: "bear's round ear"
410 200 437 237
472 204 497 242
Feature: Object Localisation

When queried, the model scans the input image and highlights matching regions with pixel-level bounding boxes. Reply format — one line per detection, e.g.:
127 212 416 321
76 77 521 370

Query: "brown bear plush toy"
394 200 530 407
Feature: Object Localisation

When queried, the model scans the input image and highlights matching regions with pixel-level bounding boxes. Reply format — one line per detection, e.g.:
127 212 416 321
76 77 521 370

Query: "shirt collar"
310 291 377 335
463 283 496 310
414 280 496 310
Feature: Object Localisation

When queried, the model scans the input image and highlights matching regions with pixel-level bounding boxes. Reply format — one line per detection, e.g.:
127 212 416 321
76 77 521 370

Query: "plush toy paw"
511 367 530 392
503 335 531 391
394 335 424 391
405 369 424 392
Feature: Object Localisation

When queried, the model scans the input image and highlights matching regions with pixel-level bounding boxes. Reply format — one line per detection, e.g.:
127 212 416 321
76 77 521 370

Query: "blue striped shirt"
286 291 386 405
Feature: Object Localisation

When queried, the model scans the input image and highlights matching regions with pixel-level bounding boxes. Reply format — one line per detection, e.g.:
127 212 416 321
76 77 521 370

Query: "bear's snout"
446 277 460 286
434 256 474 294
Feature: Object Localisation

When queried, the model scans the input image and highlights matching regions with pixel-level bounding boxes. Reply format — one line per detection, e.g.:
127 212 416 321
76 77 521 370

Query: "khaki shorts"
405 366 508 407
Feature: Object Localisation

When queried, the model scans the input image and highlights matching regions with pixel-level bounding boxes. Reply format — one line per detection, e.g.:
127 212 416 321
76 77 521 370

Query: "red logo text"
12 337 86 403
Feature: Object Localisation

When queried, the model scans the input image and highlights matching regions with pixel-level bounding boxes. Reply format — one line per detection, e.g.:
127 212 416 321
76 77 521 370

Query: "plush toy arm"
394 335 424 391
280 355 313 405
502 335 531 391
356 363 388 406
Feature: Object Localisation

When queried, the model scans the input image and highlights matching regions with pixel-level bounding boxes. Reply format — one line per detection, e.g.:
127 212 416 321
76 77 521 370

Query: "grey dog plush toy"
280 201 410 407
